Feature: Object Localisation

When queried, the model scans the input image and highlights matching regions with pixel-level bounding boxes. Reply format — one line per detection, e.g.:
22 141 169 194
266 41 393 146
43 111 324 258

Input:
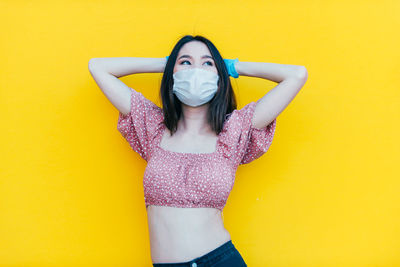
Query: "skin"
147 40 232 263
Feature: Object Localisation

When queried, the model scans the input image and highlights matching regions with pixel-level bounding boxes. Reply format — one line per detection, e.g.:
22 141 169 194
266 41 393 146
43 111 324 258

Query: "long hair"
160 34 237 136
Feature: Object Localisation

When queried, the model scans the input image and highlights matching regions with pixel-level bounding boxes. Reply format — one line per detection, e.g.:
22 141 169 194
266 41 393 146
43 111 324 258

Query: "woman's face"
173 41 218 75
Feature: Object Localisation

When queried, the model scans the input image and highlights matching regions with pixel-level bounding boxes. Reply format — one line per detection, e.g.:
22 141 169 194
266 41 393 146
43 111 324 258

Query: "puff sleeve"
220 101 276 166
117 88 164 162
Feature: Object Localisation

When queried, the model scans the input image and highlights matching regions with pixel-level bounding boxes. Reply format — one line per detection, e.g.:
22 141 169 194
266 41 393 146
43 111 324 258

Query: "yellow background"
1 0 399 266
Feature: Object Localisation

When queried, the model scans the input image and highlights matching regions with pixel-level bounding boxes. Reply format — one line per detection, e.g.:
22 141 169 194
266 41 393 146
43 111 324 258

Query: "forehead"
178 41 211 56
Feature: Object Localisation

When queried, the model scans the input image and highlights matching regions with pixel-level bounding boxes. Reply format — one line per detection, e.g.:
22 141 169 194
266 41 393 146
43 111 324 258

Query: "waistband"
153 239 234 266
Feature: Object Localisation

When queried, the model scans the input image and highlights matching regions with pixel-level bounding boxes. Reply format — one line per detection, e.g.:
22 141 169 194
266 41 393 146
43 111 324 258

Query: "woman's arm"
88 57 167 78
88 57 167 115
235 61 306 82
235 61 308 129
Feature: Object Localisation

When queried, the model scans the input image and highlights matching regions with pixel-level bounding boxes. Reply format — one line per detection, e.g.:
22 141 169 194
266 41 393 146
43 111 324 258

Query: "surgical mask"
172 68 219 107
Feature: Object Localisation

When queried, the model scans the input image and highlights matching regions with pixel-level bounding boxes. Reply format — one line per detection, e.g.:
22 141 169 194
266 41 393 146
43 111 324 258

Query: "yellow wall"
1 0 399 266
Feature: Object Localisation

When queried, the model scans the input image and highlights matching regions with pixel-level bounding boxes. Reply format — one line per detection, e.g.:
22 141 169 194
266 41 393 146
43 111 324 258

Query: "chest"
144 151 235 206
146 148 234 183
159 127 219 154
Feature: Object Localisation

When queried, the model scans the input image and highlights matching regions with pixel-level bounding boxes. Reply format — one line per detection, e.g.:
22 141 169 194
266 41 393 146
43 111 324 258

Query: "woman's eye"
180 60 213 65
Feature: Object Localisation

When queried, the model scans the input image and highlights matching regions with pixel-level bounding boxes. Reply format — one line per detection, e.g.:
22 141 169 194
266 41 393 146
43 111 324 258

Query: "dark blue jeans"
152 240 247 267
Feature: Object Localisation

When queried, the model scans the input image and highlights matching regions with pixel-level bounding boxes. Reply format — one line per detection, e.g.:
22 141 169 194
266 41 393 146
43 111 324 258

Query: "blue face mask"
172 68 219 107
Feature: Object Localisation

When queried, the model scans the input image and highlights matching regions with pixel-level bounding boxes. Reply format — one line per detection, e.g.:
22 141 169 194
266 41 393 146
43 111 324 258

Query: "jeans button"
191 263 197 267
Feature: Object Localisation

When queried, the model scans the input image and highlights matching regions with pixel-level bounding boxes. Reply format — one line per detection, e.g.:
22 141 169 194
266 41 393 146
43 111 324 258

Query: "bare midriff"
146 205 231 264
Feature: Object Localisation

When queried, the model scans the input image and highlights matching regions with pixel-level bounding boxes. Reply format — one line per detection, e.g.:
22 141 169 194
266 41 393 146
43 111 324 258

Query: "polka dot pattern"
117 88 276 211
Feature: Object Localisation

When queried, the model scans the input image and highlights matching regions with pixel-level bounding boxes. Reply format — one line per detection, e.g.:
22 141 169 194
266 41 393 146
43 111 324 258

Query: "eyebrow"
178 55 214 60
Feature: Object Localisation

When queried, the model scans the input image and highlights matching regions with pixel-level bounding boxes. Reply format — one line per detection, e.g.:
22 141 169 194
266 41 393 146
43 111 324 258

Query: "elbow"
295 66 308 81
88 58 98 72
88 58 105 73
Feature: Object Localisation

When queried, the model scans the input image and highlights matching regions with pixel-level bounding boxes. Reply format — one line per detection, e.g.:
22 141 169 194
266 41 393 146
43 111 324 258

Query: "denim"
152 240 247 267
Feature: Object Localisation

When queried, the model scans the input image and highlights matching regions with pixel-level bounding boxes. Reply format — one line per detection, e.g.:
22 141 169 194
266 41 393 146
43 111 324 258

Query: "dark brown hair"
160 34 237 136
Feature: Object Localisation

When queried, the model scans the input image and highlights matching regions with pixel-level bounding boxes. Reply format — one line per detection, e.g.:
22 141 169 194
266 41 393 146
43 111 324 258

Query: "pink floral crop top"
117 88 276 211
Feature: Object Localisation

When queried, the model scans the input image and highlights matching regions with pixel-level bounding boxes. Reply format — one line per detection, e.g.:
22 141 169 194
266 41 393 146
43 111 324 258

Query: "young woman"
88 35 308 267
